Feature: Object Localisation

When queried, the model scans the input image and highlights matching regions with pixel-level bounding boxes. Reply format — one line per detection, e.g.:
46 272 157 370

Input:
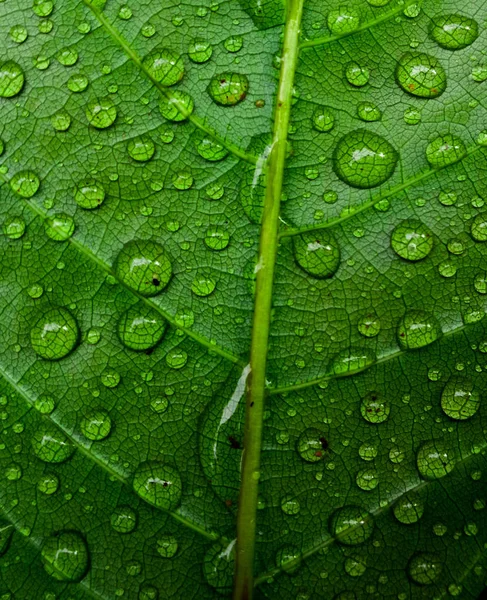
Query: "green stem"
232 1 305 598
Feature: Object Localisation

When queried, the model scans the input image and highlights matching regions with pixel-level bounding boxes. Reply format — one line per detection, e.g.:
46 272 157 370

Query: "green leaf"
1 0 487 599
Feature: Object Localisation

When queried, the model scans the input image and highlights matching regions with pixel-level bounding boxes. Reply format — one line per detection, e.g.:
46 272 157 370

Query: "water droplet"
327 8 360 34
188 40 213 63
34 395 55 414
45 214 75 241
426 134 466 168
204 226 230 249
33 0 53 16
115 240 172 296
133 461 182 510
142 49 184 86
191 275 216 297
32 425 74 463
297 428 328 462
118 4 132 19
203 540 235 595
408 553 442 585
172 171 193 190
312 106 335 132
396 53 446 98
293 231 340 278
361 391 389 423
157 534 178 558
393 492 424 524
86 97 117 129
56 48 78 67
357 313 380 337
51 111 71 131
281 497 301 515
9 25 28 44
10 170 40 198
471 213 487 241
38 473 59 495
208 73 249 106
31 307 79 360
439 260 456 278
196 137 228 162
150 397 169 414
355 468 378 491
159 91 194 122
358 442 377 461
118 302 167 351
430 14 478 50
139 585 159 600
41 531 89 581
166 349 188 369
441 378 480 420
0 61 24 98
3 216 26 240
67 74 89 93
357 101 381 122
5 463 22 481
333 129 398 189
74 180 105 210
101 370 120 388
391 219 433 261
111 506 137 533
224 35 243 52
81 410 112 441
474 272 487 294
175 308 194 329
275 545 301 574
397 310 441 350
417 440 455 479
329 348 375 375
404 106 421 125
329 506 374 545
345 63 369 87
128 136 155 162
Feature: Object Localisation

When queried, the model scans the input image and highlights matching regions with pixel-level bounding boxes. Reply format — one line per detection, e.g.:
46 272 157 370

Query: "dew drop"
224 35 243 53
208 73 249 106
276 545 301 574
345 62 369 87
118 302 167 351
408 553 442 585
31 307 79 360
111 506 137 533
33 0 53 16
142 49 184 86
471 213 487 242
3 216 26 240
358 442 377 461
101 370 120 388
188 40 213 63
67 74 89 93
115 240 172 297
417 440 455 479
356 468 378 491
45 214 75 241
391 220 433 261
396 52 446 98
34 395 55 414
474 272 487 294
393 492 424 524
329 506 373 545
51 111 71 131
329 348 375 375
357 102 381 122
204 226 230 250
297 428 328 462
404 106 421 125
191 275 216 297
75 180 106 210
139 585 159 600
10 170 40 198
397 310 441 350
32 425 74 463
81 410 112 441
203 540 235 595
361 391 389 423
333 129 398 189
56 48 79 67
441 378 480 420
430 14 478 50
327 8 360 34
133 461 182 510
293 231 340 278
86 97 117 129
166 349 188 369
38 473 59 495
0 61 24 98
41 531 89 582
425 134 466 168
357 313 380 337
281 497 301 515
9 25 28 44
312 106 334 132
172 171 194 190
157 534 178 558
128 136 155 162
159 91 194 122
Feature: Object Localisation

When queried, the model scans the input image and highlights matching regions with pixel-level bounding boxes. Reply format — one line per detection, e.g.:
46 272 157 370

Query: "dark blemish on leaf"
152 277 160 286
228 435 241 450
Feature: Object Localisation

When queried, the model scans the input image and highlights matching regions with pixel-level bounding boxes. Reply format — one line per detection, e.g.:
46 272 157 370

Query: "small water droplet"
275 545 301 574
38 473 59 495
417 440 455 479
9 25 28 44
10 170 40 198
86 97 117 129
51 110 71 131
204 226 230 250
329 506 373 545
32 425 74 463
45 214 75 241
361 391 389 423
281 496 301 515
441 378 480 420
142 49 184 86
203 540 235 595
471 213 487 241
391 219 433 261
157 534 178 558
159 91 194 122
118 302 167 351
31 307 79 360
345 62 369 87
133 461 182 510
3 216 26 240
81 410 112 441
296 428 328 462
393 492 424 524
327 8 360 34
426 134 466 168
208 72 249 106
128 136 155 162
191 275 216 297
34 395 55 414
115 240 172 297
357 313 380 337
357 101 381 122
397 310 441 350
407 553 442 585
224 35 243 52
188 40 213 63
293 231 340 278
197 137 229 162
312 106 335 132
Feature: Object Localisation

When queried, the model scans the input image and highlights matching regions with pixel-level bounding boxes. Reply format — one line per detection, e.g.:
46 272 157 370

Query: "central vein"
233 1 305 598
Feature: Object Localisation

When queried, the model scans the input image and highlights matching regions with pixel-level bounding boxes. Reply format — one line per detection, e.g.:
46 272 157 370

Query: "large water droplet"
441 378 480 420
396 52 446 98
41 531 89 581
203 540 235 595
133 461 182 510
393 492 424 524
81 410 112 441
297 428 328 462
115 240 172 296
471 213 487 242
293 231 340 278
128 136 155 162
10 170 40 198
329 506 374 545
327 8 360 34
430 14 478 50
159 91 194 122
204 226 230 250
30 307 79 360
157 534 178 558
361 391 389 423
312 106 335 132
32 425 74 463
407 553 442 585
75 180 106 210
357 313 380 337
333 129 398 189
391 220 433 261
397 310 441 350
166 349 188 369
0 61 24 97
356 468 378 491
3 216 26 240
111 506 137 533
417 440 456 479
345 62 369 87
191 275 216 296
208 73 249 106
38 474 59 495
118 302 167 351
142 49 184 86
45 213 75 241
425 134 466 168
86 97 117 129
197 138 229 162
